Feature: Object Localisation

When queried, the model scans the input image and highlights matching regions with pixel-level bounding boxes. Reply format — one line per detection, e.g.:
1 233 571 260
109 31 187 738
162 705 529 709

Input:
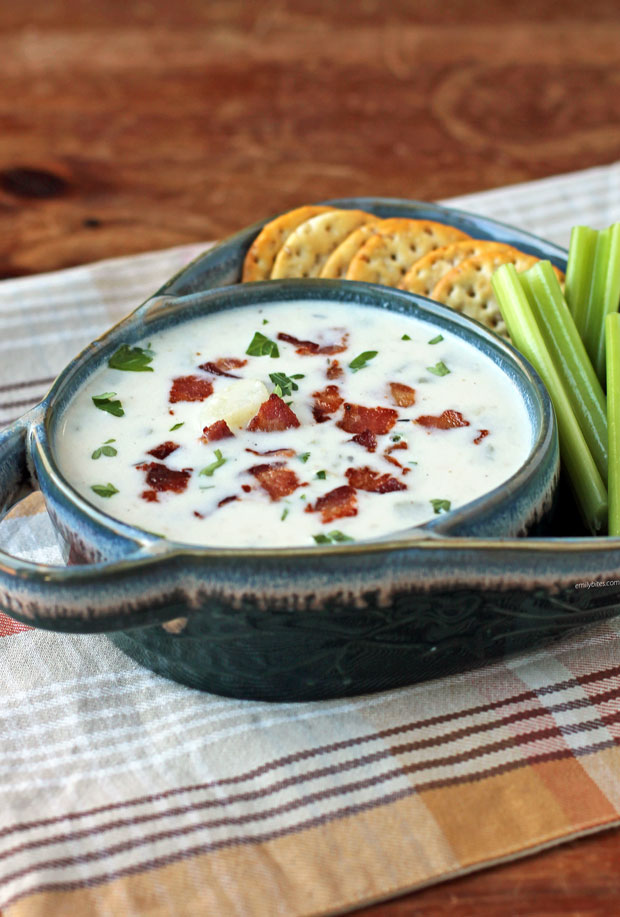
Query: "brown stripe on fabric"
2 739 619 913
0 378 54 395
5 686 620 864
0 396 45 412
3 664 620 844
2 714 620 892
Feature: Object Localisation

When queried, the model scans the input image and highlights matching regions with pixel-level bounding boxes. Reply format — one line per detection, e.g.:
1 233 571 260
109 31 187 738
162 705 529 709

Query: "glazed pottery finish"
0 197 618 702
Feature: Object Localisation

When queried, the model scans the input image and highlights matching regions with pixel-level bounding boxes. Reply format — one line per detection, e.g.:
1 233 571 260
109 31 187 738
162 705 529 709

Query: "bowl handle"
0 421 184 633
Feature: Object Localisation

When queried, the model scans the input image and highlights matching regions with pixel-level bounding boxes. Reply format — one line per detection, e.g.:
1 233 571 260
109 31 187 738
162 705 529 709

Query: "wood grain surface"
1 2 620 914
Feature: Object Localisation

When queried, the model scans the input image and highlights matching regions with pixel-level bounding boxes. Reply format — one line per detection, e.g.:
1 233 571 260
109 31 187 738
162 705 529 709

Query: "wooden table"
1 2 619 912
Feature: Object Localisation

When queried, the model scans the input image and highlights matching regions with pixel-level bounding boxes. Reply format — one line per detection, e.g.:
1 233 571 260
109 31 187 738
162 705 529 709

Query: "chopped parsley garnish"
313 530 355 544
428 334 444 345
401 334 411 341
349 350 378 373
91 482 119 498
316 470 326 479
430 498 451 514
299 452 311 463
262 318 269 325
169 422 184 431
91 439 118 460
409 460 418 466
92 392 124 417
246 331 280 359
427 361 450 376
269 371 305 398
281 507 289 521
108 344 154 372
199 449 227 477
391 434 402 442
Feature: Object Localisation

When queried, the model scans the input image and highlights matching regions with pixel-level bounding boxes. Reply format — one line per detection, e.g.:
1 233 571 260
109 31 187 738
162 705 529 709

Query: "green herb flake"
316 470 326 480
409 460 418 466
92 392 124 417
281 507 289 521
91 482 119 498
199 449 227 477
262 318 269 325
427 361 450 376
401 334 411 341
108 343 154 372
391 434 402 443
349 350 378 373
269 371 305 398
246 331 280 359
169 422 184 432
299 452 311 463
430 498 451 515
313 530 355 545
428 334 444 345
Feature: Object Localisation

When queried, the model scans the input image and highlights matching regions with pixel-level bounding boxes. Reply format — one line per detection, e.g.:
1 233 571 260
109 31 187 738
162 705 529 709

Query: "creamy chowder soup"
55 300 532 547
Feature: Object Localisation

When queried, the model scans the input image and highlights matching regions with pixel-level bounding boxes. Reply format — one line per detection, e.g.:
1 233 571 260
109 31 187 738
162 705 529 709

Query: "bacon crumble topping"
326 360 343 380
312 384 344 424
474 429 490 444
305 485 358 523
345 466 407 493
277 331 349 356
199 357 247 378
350 430 377 453
202 420 234 442
147 441 180 460
248 463 303 500
337 403 398 436
247 394 301 432
389 382 416 407
169 375 213 404
137 462 192 502
415 409 470 430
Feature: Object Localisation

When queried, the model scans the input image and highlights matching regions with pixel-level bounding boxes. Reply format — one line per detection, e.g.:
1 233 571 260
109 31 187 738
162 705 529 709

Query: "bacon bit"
194 510 204 519
384 454 409 474
169 375 213 403
147 441 179 460
326 360 343 380
345 466 407 493
137 462 192 498
202 420 234 442
337 403 398 436
247 394 301 432
277 331 349 356
386 441 407 453
474 429 490 444
218 495 239 508
389 382 416 408
312 384 344 423
142 490 158 503
241 484 252 493
245 447 296 457
350 430 377 453
198 357 247 378
415 409 470 430
249 463 302 501
305 485 358 523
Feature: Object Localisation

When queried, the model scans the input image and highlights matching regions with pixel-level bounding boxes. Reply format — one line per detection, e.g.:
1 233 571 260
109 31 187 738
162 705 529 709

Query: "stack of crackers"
242 205 563 338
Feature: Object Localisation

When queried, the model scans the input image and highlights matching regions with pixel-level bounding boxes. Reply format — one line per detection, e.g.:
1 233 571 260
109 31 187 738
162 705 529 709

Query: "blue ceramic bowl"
0 196 617 702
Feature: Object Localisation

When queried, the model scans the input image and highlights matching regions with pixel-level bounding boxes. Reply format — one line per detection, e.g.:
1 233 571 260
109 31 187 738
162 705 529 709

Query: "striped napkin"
1 163 620 916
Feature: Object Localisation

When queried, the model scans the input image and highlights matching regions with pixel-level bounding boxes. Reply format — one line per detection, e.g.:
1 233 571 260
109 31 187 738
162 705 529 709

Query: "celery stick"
492 263 608 534
564 225 597 336
606 314 620 536
520 261 608 483
589 223 620 384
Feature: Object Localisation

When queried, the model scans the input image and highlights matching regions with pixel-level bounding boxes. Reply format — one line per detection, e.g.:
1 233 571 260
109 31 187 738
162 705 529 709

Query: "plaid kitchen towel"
1 162 620 916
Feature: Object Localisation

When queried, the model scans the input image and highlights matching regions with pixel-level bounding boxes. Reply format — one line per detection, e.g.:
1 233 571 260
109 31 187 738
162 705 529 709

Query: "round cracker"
345 219 471 287
271 209 376 279
320 221 380 279
399 240 520 296
242 205 335 282
431 248 564 337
